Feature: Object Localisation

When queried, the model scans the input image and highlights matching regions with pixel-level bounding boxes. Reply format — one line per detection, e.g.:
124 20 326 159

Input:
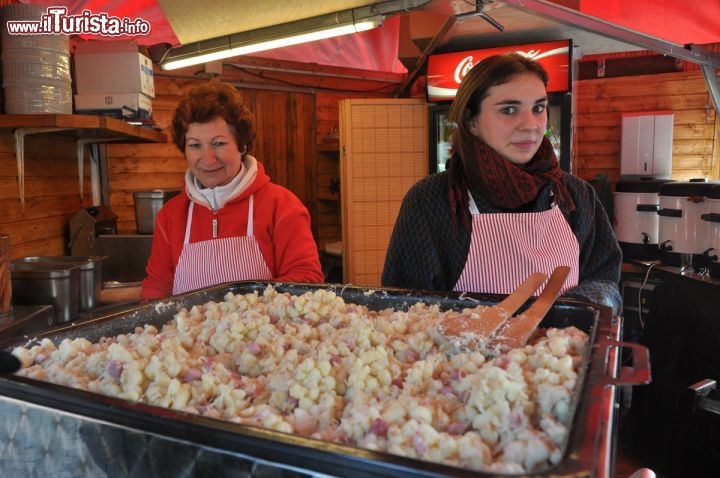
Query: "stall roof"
24 0 719 69
18 0 720 108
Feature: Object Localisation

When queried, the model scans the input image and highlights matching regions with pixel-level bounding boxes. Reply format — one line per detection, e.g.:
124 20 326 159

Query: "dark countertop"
626 259 720 287
0 305 55 341
624 258 720 476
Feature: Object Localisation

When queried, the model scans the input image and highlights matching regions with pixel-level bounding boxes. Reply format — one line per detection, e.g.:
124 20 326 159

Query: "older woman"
141 82 323 298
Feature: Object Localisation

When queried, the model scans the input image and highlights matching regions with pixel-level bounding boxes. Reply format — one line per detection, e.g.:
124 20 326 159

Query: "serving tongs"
439 271 548 339
437 266 571 355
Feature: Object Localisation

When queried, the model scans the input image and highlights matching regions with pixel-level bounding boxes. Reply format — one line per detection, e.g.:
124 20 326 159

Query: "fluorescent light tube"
161 16 382 70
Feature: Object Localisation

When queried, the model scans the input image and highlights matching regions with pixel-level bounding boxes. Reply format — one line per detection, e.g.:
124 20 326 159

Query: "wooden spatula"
439 271 548 340
491 265 571 351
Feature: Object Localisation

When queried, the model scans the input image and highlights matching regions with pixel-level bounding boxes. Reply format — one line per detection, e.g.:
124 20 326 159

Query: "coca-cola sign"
426 40 571 102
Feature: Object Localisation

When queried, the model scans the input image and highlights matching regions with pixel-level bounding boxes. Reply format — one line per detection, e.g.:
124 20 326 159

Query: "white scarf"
184 155 258 211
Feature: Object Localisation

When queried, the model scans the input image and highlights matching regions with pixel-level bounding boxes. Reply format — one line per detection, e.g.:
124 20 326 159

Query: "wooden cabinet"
314 139 342 253
339 98 428 287
316 140 341 202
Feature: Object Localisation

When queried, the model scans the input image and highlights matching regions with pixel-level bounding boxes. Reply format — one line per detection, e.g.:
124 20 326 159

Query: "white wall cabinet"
620 111 673 178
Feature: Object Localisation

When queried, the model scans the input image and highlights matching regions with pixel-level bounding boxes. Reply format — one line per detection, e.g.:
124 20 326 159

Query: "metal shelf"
0 114 166 142
0 114 167 214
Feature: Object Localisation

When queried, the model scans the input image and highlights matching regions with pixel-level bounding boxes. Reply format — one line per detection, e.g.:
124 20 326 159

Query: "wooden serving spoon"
439 271 548 341
490 265 571 352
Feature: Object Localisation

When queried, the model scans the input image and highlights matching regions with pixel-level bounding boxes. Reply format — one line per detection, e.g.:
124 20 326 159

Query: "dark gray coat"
381 171 623 314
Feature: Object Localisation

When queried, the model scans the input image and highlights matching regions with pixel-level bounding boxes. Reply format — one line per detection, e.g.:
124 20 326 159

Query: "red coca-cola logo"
427 40 571 102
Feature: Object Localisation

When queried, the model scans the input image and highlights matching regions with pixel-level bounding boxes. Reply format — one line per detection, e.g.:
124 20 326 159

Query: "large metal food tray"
0 281 650 477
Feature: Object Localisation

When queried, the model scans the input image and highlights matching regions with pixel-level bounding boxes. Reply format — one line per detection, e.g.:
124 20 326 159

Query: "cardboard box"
74 93 152 119
74 50 155 98
75 40 139 55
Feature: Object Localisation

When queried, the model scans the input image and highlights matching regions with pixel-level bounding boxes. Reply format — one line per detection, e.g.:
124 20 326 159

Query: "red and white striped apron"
172 194 272 295
454 193 580 295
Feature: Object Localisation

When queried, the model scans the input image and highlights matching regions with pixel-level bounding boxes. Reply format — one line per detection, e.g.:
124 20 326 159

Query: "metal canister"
0 234 12 317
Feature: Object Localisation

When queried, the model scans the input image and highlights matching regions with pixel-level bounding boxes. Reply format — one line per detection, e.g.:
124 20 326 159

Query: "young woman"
382 53 622 313
141 82 323 298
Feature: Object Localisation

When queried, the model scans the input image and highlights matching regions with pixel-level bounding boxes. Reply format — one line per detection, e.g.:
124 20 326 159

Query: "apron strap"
183 202 194 245
467 191 480 215
247 194 254 237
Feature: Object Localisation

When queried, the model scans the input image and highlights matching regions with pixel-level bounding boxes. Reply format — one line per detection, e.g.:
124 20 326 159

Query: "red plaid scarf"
449 136 575 224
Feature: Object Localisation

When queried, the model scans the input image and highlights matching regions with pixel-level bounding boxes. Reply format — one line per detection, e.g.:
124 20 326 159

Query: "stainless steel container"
0 234 11 317
133 189 181 234
12 256 105 311
9 262 80 323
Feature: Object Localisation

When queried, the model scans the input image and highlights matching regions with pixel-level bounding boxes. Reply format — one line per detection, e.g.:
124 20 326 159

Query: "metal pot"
12 256 105 312
133 189 181 234
10 262 80 323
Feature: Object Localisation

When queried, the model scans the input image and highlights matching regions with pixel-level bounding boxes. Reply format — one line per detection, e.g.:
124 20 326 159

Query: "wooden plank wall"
0 132 92 258
0 56 401 261
106 61 395 246
0 50 717 262
106 75 317 234
105 77 186 234
574 69 719 184
108 74 390 249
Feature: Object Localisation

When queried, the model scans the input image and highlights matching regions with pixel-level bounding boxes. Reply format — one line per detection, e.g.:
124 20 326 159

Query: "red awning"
580 0 720 45
18 0 720 73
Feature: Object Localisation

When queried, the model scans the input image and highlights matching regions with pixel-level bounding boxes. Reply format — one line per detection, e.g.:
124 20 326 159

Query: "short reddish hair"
171 82 256 154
